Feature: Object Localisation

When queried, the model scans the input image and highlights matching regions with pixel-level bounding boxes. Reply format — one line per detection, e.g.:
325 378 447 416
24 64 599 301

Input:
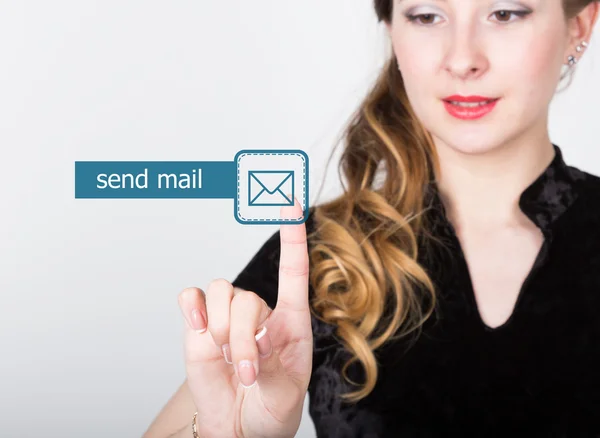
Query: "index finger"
276 196 309 312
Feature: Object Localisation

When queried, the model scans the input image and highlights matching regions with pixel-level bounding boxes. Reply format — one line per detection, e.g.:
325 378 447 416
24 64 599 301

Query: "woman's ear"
565 1 599 56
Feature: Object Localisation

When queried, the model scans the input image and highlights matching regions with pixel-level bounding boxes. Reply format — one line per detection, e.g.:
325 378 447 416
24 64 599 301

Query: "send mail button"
235 150 308 224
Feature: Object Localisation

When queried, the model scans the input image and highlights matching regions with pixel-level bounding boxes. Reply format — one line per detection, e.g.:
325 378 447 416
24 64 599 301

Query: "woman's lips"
443 98 500 120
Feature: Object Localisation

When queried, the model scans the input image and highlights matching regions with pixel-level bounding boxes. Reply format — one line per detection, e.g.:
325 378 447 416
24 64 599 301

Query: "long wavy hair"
307 0 596 404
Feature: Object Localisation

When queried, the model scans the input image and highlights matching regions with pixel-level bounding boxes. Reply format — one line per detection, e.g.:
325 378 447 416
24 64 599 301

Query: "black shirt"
231 144 600 437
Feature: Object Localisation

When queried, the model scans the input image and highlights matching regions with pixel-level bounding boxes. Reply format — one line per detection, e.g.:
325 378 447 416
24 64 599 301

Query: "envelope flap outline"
249 171 293 194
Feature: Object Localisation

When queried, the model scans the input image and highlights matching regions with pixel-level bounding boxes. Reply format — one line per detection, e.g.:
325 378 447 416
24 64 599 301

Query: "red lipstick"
442 95 500 120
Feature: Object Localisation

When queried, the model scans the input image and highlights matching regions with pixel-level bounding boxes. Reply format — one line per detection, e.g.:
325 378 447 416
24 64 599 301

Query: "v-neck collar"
424 143 583 237
421 143 585 332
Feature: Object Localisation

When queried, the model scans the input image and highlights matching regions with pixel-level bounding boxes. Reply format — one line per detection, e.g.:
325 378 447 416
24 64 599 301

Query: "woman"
145 0 600 436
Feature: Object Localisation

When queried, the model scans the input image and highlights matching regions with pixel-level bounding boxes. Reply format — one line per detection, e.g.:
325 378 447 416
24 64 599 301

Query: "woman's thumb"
256 326 272 359
254 327 283 379
253 326 307 425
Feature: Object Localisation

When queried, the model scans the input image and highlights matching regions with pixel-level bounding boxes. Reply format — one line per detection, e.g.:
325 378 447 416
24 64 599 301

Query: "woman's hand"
178 200 313 438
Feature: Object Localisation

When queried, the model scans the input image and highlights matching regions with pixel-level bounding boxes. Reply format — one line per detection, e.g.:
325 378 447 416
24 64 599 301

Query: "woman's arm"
142 379 197 438
167 425 192 438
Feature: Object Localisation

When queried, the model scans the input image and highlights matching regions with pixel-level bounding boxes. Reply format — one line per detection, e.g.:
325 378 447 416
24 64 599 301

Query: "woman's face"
386 0 573 155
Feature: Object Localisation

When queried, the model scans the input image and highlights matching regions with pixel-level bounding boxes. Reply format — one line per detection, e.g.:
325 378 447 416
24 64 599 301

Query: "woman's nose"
443 25 489 80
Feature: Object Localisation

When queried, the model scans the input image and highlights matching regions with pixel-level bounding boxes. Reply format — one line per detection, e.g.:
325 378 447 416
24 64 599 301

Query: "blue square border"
234 150 309 225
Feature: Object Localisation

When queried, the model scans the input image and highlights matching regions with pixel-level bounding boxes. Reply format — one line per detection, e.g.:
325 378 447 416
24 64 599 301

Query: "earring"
567 40 589 66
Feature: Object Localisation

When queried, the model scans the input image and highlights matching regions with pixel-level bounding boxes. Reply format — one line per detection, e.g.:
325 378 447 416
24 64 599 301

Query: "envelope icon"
248 170 294 206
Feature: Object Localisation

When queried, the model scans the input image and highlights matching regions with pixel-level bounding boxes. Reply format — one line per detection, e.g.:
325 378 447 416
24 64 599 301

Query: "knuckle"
206 278 232 292
179 286 201 300
281 237 307 245
279 264 309 277
232 290 262 310
205 280 234 303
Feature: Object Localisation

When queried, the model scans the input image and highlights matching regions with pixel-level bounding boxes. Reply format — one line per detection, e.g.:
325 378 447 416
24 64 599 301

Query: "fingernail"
237 360 257 388
256 327 272 358
222 344 232 364
190 309 206 333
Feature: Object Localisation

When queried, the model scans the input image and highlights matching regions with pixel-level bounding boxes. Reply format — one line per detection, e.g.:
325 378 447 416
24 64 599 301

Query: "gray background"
0 1 598 437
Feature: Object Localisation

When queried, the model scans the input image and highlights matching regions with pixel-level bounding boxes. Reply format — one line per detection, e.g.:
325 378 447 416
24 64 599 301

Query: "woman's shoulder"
559 166 600 262
570 166 600 223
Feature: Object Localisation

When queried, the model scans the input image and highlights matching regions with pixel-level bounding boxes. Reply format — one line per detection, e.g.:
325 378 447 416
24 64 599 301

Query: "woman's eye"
405 13 440 26
491 10 531 23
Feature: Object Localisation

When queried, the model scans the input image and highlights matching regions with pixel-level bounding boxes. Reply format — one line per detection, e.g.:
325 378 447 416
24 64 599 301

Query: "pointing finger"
276 197 309 312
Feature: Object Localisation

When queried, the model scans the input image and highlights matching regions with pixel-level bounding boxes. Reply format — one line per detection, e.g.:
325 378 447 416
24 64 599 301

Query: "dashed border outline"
235 151 307 223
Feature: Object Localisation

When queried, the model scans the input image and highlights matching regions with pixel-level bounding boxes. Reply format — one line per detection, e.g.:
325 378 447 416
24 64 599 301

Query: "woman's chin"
433 135 505 156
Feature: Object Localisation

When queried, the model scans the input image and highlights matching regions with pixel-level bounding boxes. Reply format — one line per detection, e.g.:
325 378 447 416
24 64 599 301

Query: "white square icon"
235 150 308 224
